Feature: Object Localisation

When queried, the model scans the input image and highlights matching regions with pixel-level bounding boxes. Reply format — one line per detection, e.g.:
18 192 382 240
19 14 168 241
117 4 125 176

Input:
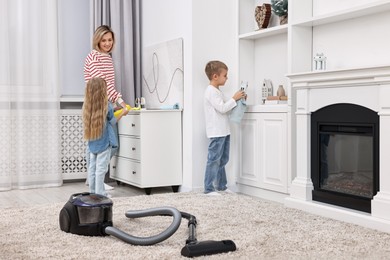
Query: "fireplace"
286 65 390 231
311 103 379 213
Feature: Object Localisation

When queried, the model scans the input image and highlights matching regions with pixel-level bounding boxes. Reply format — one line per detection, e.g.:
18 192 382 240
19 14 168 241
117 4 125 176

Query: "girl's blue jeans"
88 147 111 196
204 135 230 193
85 123 118 183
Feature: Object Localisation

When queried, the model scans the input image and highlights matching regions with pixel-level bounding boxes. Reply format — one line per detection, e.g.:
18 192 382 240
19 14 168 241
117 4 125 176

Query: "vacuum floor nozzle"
181 240 236 257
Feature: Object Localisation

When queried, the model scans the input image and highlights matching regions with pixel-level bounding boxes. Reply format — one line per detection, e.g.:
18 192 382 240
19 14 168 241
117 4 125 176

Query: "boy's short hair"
205 60 228 80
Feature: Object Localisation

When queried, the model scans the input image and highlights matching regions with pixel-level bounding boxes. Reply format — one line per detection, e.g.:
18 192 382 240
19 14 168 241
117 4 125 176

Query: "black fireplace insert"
311 103 379 213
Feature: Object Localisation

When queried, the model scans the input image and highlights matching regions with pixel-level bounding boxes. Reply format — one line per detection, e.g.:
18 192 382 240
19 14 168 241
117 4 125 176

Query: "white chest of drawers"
109 110 182 194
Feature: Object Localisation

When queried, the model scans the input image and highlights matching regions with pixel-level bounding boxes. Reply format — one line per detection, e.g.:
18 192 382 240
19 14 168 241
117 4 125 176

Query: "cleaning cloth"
230 99 247 124
159 103 180 110
114 105 141 118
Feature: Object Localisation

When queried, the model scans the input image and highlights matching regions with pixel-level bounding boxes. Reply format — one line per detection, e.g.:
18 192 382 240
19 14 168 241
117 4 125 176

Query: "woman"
84 25 128 110
84 25 129 190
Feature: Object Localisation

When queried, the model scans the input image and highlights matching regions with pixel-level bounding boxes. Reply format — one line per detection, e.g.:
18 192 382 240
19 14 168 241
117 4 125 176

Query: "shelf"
246 104 288 113
239 24 288 40
287 64 390 89
293 0 390 27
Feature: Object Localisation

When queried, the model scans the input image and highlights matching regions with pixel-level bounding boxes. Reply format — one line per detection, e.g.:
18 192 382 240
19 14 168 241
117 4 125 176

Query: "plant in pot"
271 0 288 25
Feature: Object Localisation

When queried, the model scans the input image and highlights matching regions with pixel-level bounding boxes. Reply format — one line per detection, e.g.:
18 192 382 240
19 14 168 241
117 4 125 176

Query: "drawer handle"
132 171 136 174
112 166 116 169
131 123 136 127
132 147 136 151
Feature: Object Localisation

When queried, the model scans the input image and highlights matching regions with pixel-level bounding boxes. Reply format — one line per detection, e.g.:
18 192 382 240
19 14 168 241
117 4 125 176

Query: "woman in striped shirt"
84 25 129 111
84 25 129 191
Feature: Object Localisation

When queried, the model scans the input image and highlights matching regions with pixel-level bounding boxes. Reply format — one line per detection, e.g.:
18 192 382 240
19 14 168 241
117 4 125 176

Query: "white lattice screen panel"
61 109 87 180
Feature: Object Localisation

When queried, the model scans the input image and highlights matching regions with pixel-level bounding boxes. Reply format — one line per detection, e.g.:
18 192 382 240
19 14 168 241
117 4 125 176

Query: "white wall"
142 0 238 191
192 0 239 191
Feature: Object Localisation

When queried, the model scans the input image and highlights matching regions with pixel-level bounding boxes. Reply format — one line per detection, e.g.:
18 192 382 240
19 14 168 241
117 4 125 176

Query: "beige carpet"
1 192 390 259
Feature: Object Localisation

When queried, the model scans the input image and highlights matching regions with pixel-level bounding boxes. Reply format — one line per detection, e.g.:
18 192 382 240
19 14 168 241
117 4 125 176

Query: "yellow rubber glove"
114 105 132 118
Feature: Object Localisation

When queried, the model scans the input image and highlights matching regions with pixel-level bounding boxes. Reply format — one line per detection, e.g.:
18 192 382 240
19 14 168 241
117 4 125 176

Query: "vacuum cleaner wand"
180 212 236 258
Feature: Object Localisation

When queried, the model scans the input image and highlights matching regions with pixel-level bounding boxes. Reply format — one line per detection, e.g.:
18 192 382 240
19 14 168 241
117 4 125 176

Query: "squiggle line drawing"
143 52 184 104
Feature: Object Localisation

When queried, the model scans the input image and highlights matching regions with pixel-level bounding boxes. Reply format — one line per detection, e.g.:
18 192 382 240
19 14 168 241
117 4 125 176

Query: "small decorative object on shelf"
262 79 273 104
314 53 327 70
140 97 146 109
255 4 271 30
265 95 287 104
277 85 286 97
271 0 288 25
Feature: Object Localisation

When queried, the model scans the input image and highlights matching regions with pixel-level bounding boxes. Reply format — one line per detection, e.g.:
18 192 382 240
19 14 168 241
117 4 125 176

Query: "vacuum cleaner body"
59 192 113 236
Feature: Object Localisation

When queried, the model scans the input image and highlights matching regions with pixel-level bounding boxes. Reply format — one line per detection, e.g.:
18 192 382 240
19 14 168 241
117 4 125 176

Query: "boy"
203 60 246 195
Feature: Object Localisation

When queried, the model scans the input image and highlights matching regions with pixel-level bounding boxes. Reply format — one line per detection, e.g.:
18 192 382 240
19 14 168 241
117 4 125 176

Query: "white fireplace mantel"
285 65 390 233
288 65 390 89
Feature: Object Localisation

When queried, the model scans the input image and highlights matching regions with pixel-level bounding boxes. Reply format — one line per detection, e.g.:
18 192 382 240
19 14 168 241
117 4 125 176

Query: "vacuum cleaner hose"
104 207 182 245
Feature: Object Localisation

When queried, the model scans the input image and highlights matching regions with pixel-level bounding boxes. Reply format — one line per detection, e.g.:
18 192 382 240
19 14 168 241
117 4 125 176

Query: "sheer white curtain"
0 0 62 190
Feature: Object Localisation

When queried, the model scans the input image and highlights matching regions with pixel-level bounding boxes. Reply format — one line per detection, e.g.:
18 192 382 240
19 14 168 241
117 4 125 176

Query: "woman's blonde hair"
92 25 115 53
83 78 108 141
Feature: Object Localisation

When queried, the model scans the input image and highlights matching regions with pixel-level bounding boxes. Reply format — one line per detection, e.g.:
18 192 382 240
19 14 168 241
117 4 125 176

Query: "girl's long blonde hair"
83 78 108 141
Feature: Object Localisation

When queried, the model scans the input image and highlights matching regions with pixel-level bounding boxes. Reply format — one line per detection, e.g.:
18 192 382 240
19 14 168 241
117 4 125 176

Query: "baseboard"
236 183 288 204
285 197 390 234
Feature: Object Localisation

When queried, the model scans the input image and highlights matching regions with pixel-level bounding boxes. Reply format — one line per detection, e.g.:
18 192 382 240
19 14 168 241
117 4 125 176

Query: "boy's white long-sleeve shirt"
204 85 237 138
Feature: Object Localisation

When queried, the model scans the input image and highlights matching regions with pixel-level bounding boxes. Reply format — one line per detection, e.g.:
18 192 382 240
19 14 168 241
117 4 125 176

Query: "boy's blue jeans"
204 135 230 193
88 147 111 196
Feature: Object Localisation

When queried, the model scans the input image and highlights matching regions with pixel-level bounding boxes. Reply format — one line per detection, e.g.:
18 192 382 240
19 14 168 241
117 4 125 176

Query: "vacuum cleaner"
59 192 236 257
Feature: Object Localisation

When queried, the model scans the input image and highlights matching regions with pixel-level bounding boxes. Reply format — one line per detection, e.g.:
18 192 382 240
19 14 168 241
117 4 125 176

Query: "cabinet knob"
132 171 136 174
132 147 136 151
112 166 116 169
131 123 136 127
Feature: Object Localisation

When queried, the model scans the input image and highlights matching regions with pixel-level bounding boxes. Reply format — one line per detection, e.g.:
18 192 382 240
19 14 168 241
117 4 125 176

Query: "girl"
83 78 126 197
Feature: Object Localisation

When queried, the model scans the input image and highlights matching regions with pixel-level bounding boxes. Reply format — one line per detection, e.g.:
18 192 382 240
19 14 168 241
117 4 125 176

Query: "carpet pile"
1 192 390 259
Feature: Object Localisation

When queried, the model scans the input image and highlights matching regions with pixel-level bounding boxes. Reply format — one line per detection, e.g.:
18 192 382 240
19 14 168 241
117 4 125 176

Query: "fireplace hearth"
311 103 379 213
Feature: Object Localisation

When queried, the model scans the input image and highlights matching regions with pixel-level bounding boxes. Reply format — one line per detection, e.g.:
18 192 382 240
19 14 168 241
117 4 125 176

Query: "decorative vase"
279 14 288 25
277 85 285 97
255 4 271 30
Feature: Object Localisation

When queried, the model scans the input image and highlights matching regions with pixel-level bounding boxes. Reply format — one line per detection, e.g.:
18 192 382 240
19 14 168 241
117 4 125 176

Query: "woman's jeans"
204 135 230 193
88 147 111 196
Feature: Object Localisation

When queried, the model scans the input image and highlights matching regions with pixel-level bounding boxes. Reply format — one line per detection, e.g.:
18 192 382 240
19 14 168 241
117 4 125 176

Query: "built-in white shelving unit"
236 0 390 200
293 0 390 27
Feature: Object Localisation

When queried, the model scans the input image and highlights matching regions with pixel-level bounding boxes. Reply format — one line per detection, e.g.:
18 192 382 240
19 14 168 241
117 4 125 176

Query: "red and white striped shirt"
84 50 122 103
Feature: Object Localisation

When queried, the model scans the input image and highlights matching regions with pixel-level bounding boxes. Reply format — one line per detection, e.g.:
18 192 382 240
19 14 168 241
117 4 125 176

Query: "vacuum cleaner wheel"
59 207 71 232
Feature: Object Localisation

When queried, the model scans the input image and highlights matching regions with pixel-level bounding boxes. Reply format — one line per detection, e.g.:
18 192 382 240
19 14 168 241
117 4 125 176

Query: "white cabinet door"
239 112 288 193
239 113 260 185
259 113 288 193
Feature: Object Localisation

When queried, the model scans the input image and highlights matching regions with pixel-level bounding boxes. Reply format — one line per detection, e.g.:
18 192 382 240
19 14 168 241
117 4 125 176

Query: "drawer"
117 136 141 160
110 157 141 185
118 114 140 136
